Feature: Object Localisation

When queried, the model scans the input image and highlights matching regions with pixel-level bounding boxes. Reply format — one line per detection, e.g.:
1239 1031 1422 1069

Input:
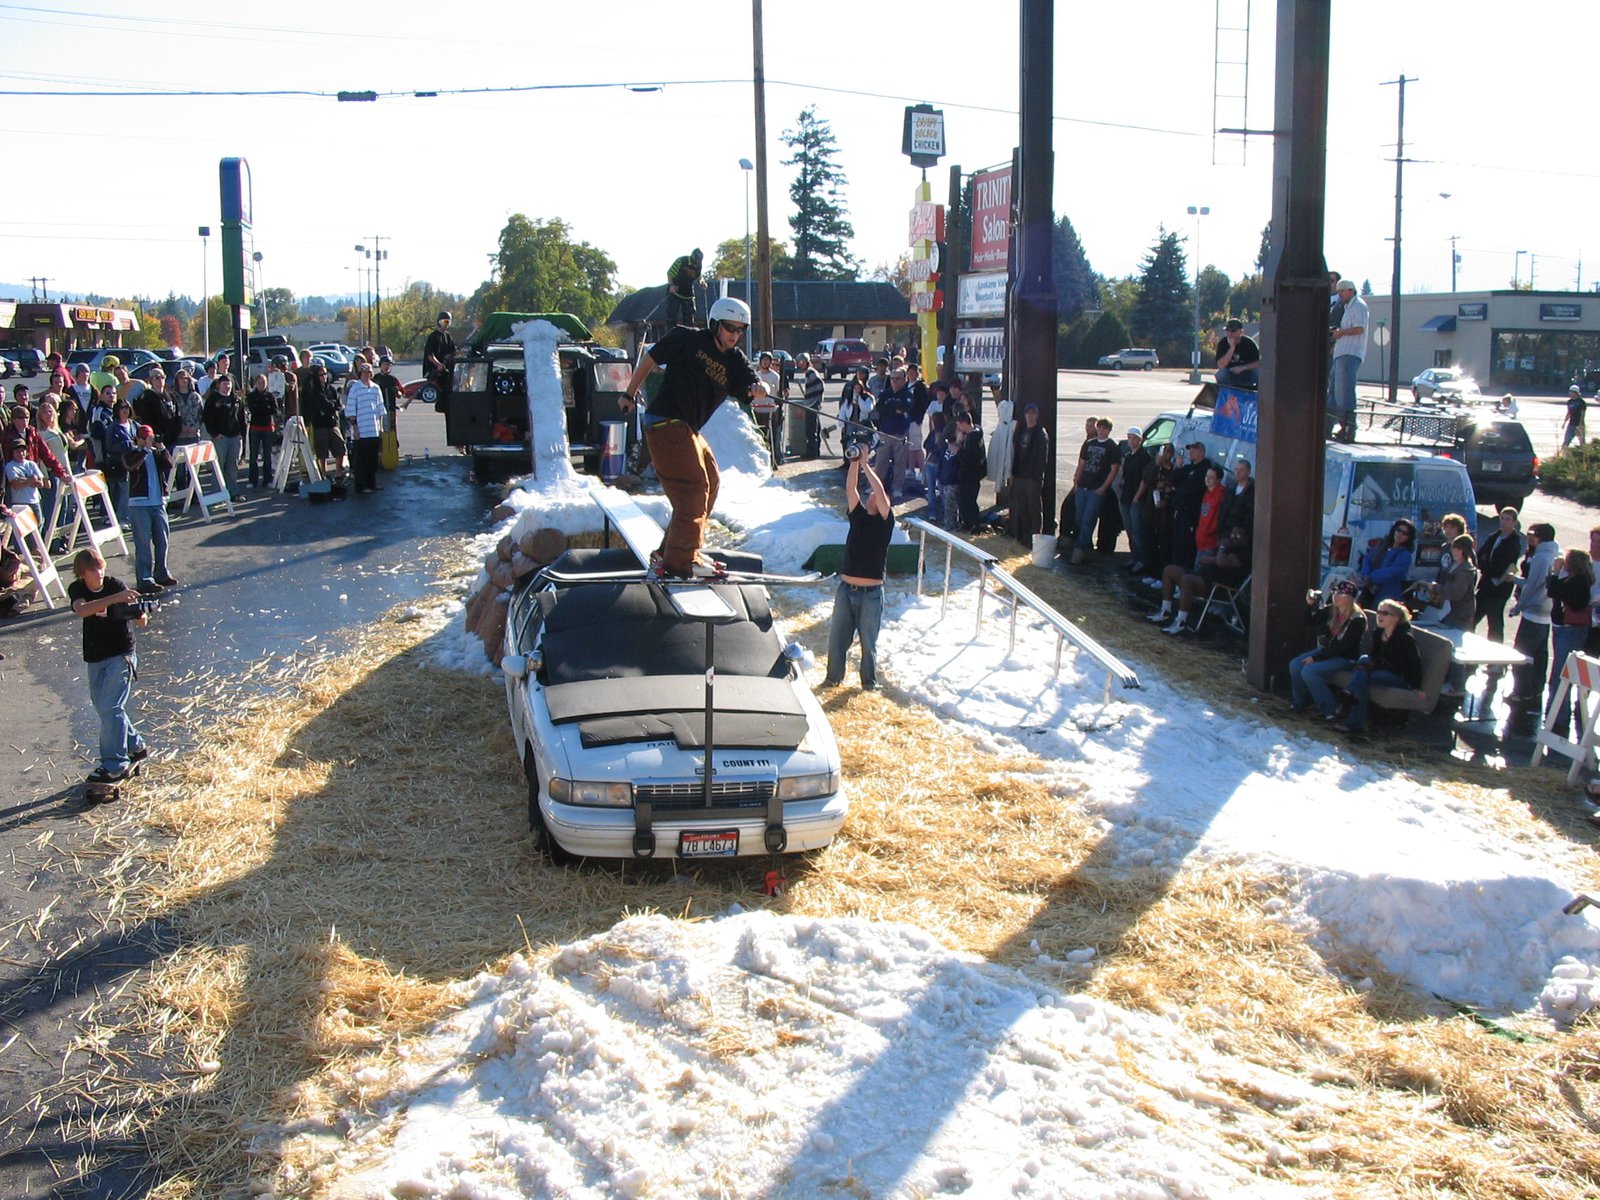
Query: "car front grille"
636 780 776 812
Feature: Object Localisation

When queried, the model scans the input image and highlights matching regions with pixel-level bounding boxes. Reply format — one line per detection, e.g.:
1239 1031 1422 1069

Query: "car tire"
1142 362 1154 371
1112 362 1123 371
418 381 439 405
525 749 576 865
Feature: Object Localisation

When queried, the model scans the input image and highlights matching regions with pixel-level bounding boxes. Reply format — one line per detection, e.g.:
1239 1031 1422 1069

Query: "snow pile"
323 912 1313 1200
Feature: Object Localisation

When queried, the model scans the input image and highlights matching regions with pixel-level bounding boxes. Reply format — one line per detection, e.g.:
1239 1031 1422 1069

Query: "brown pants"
645 421 719 574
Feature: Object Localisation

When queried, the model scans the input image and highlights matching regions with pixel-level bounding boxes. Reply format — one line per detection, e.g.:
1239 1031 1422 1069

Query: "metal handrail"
902 517 1142 702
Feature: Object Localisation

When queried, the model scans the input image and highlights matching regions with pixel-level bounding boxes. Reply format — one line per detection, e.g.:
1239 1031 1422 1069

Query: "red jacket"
1195 483 1226 553
0 423 68 480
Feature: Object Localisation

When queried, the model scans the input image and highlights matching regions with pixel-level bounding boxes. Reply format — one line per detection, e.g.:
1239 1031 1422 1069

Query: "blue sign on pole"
1210 385 1258 445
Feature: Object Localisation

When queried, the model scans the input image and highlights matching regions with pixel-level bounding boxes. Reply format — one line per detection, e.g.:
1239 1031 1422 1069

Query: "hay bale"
526 527 568 565
496 534 514 562
510 551 537 579
489 562 516 592
477 593 509 659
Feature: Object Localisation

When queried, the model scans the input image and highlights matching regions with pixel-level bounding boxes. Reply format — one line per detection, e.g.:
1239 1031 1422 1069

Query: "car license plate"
679 829 739 857
1482 461 1502 472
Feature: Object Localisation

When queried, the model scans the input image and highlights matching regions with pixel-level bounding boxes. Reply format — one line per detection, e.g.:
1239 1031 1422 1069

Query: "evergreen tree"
1226 274 1263 322
1128 228 1192 363
778 107 858 281
1050 215 1097 321
1076 310 1133 366
1257 222 1271 272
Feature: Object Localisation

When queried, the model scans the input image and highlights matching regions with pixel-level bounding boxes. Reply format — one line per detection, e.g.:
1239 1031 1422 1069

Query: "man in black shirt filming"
822 447 894 691
423 311 456 408
66 546 151 788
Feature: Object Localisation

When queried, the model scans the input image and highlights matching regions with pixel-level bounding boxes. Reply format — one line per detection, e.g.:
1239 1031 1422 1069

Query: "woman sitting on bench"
1334 598 1425 734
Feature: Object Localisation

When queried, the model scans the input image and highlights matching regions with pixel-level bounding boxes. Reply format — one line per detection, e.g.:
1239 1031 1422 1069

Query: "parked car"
0 353 19 379
502 546 847 862
401 375 439 406
8 348 44 377
1141 405 1476 584
65 347 160 373
813 338 874 380
1444 418 1539 510
1410 367 1480 403
131 358 206 383
1097 348 1160 370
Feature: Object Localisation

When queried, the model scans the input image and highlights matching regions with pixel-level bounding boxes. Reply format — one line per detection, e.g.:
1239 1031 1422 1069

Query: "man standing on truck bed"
666 249 704 327
618 296 768 578
424 311 456 409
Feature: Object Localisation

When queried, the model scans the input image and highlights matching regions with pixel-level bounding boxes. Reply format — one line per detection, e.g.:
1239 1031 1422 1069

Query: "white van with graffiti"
1140 402 1476 585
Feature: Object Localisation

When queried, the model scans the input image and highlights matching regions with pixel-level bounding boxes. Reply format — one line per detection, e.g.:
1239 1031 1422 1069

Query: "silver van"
1140 409 1476 585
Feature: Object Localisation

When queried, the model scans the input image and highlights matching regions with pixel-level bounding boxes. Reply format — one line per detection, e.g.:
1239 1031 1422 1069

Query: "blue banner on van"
1211 386 1258 444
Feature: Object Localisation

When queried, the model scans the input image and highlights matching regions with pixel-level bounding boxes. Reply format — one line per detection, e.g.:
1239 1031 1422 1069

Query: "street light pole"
198 226 211 357
354 244 366 342
1514 249 1526 289
252 251 268 334
1186 205 1210 384
739 158 754 355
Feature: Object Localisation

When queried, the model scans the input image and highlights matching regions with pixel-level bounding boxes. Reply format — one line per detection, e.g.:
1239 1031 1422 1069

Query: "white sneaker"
1146 608 1172 624
1163 615 1188 634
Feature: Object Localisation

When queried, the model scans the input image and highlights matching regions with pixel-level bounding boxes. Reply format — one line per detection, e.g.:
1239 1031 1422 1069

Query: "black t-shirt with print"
645 326 759 432
67 574 136 663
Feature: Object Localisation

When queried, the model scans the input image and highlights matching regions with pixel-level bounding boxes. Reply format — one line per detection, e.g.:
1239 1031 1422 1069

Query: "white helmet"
707 296 751 328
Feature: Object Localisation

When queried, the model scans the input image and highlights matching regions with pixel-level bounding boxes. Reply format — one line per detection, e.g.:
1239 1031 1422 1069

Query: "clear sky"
1 0 1594 307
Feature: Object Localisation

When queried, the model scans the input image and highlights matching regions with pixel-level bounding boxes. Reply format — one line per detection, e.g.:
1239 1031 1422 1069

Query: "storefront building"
0 301 138 357
1362 289 1600 396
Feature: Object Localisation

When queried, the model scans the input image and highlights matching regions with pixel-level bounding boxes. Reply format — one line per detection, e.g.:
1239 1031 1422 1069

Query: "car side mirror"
502 654 528 679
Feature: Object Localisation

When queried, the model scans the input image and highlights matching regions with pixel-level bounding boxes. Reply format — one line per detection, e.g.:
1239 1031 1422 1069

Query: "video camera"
107 596 159 621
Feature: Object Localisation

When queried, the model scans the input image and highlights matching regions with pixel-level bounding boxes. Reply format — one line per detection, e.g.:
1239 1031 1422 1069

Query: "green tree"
778 107 858 281
1128 228 1192 363
473 215 620 330
259 287 300 328
868 252 913 301
1076 310 1133 365
1197 264 1231 325
711 234 791 281
1050 215 1098 321
1225 273 1263 322
1257 223 1271 272
123 307 165 351
374 280 465 356
185 296 232 356
1095 275 1140 330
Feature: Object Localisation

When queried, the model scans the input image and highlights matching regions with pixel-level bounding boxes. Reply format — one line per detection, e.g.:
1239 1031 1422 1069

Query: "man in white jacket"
1509 522 1560 718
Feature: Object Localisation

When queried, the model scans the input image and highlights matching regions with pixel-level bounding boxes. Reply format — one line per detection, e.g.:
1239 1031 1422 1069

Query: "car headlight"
548 778 633 807
777 770 840 801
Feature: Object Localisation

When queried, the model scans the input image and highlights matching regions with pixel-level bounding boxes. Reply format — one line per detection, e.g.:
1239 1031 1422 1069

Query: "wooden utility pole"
1248 0 1332 691
1381 75 1415 405
752 0 774 352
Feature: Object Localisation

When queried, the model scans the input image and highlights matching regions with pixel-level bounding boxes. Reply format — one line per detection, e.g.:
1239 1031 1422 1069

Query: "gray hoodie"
1511 537 1561 624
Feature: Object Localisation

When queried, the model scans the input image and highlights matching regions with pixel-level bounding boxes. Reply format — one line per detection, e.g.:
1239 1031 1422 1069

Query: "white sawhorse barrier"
273 417 322 493
52 470 128 563
1531 651 1600 783
165 440 236 521
4 506 70 608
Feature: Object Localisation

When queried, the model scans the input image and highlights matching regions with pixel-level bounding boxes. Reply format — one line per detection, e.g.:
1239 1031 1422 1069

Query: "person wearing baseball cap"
1118 425 1152 573
1328 279 1367 443
1215 317 1261 390
1563 383 1587 452
1288 578 1368 719
1007 400 1051 546
123 421 178 594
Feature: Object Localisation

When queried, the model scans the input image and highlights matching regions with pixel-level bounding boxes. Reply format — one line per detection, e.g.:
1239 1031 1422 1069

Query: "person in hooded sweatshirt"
1508 522 1561 718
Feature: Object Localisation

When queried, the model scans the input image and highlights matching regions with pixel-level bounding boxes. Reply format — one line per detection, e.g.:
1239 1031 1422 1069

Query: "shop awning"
1419 315 1457 332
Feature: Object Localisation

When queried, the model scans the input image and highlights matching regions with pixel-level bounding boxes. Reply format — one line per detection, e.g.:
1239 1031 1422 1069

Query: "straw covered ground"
58 551 1600 1200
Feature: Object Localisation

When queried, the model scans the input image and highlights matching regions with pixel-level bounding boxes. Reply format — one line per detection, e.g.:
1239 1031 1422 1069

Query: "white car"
1097 348 1159 370
1410 367 1481 403
502 548 847 863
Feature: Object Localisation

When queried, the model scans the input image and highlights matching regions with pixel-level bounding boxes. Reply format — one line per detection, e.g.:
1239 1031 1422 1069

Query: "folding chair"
1194 573 1251 634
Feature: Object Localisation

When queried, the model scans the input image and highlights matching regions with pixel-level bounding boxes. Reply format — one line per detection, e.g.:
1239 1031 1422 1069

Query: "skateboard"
84 762 140 804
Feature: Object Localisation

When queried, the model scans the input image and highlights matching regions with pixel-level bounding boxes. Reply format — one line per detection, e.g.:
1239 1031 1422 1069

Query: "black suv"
1450 418 1539 510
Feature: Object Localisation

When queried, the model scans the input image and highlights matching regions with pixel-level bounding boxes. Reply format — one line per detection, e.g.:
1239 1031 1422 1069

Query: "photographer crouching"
67 547 151 789
822 445 894 691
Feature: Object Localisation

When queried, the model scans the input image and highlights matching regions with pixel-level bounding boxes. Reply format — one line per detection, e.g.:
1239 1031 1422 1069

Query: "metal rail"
902 517 1142 702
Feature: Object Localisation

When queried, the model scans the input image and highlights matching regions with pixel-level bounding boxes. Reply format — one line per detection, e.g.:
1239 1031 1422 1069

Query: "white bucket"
1031 533 1056 566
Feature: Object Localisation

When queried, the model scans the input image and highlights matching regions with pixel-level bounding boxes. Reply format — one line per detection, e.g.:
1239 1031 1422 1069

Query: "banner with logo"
968 167 1012 272
1210 385 1258 445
